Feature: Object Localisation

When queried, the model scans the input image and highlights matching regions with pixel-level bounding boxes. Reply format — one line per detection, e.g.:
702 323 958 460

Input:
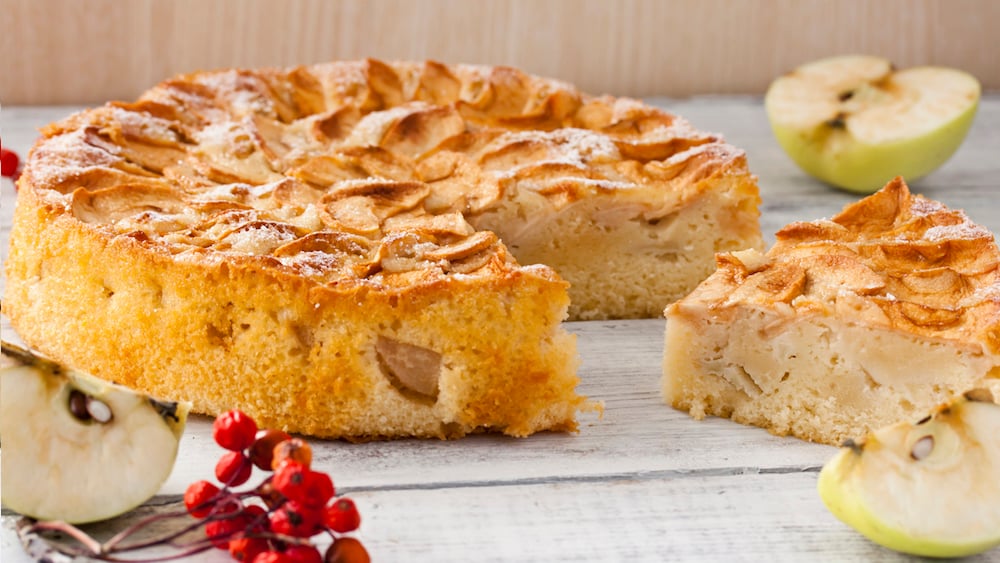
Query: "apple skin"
769 101 978 194
818 448 1000 558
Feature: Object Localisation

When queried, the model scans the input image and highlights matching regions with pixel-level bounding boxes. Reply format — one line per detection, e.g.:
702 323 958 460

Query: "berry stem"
90 542 217 563
89 543 216 563
101 508 190 550
25 519 105 555
21 515 221 563
106 511 211 552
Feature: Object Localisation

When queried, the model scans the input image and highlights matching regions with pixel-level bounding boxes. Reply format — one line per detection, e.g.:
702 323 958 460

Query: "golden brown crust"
684 178 1000 346
21 59 760 318
664 178 1000 445
7 59 759 438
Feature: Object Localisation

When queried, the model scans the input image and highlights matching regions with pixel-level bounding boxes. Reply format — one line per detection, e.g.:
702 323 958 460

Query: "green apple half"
1 341 190 524
818 389 1000 558
765 55 980 193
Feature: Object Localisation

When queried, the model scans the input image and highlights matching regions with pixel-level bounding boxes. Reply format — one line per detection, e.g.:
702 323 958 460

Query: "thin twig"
101 508 190 551
27 520 105 555
89 542 217 562
104 512 208 552
106 489 254 552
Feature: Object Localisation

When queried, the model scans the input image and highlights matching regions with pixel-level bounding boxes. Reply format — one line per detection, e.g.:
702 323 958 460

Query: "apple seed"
825 112 847 129
86 398 113 423
910 435 934 461
67 389 113 423
68 390 91 421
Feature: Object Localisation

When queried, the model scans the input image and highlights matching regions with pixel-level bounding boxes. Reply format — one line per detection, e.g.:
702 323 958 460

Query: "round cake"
4 59 762 438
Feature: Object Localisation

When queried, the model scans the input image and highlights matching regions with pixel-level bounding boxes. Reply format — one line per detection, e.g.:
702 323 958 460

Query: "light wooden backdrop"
1 0 998 105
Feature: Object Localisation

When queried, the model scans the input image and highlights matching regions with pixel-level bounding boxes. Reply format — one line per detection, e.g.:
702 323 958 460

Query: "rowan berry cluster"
21 410 370 562
183 410 370 563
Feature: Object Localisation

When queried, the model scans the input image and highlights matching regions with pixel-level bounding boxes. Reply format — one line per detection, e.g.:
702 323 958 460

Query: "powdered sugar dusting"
910 195 949 216
195 121 247 148
222 223 299 255
194 183 250 202
29 129 122 186
278 251 341 277
663 142 732 165
108 106 180 144
924 222 993 242
960 283 1000 307
498 128 620 167
195 70 274 117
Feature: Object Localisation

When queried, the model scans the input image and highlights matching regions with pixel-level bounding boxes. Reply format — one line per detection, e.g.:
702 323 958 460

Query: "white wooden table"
2 99 999 562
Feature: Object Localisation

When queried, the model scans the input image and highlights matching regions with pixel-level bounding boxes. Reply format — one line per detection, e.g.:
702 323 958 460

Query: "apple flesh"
765 55 980 193
818 390 1000 558
1 341 190 524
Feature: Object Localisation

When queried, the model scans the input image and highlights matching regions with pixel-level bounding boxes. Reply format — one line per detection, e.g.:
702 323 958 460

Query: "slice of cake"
663 178 1000 445
4 59 762 439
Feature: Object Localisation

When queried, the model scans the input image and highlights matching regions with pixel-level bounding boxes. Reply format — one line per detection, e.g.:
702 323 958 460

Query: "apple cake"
5 59 762 438
664 178 1000 445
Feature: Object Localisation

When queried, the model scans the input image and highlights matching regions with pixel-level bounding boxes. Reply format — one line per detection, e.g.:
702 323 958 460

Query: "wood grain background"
1 0 998 104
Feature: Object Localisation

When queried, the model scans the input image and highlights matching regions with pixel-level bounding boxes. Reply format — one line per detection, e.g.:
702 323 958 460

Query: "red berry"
257 478 285 509
299 470 335 509
216 451 253 486
241 504 270 534
230 504 271 536
272 461 309 503
253 551 292 563
229 537 269 562
1 147 19 178
272 438 312 470
184 480 221 518
269 501 322 538
285 545 323 563
244 504 267 516
250 429 292 470
205 517 244 549
324 537 370 563
322 498 361 533
214 410 259 451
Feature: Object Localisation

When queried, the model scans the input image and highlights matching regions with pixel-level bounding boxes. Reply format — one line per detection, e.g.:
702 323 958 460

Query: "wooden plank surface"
2 0 1000 104
2 99 1000 562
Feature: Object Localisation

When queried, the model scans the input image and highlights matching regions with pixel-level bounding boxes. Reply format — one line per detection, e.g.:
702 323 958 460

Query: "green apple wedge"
1 341 191 524
765 55 980 193
817 389 1000 558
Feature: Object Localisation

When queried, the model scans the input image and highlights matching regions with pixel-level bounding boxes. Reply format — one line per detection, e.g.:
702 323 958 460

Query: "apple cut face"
818 390 1000 558
0 342 190 524
765 55 980 193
